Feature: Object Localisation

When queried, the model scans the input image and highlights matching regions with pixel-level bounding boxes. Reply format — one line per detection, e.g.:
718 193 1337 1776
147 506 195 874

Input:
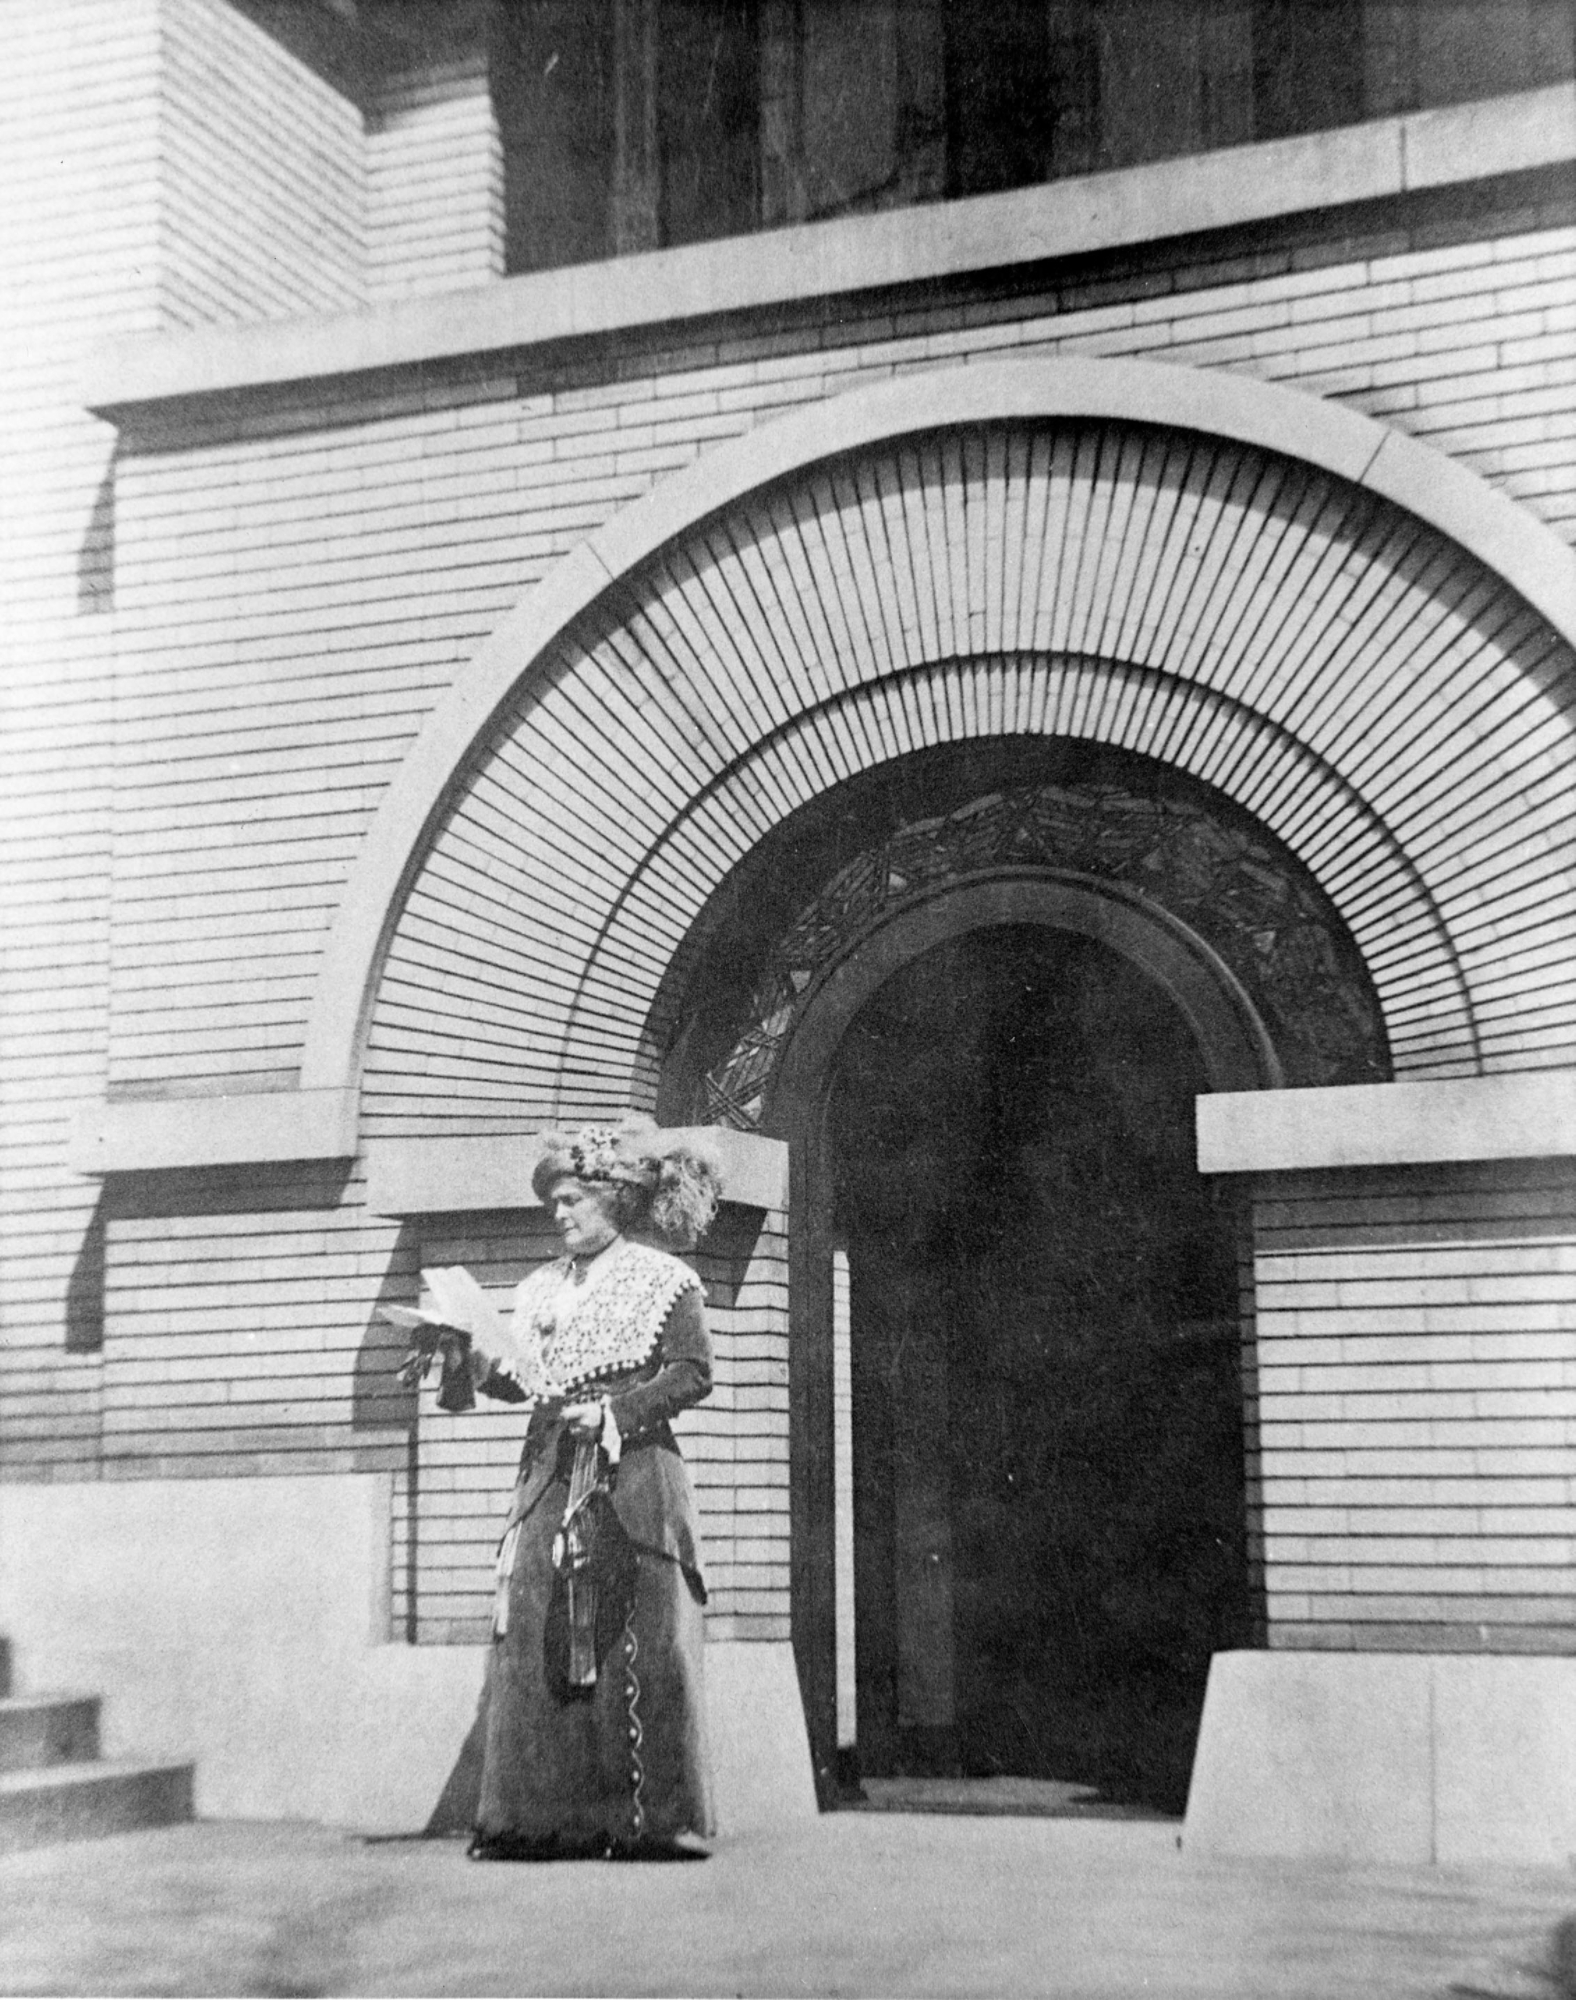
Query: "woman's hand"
559 1399 605 1440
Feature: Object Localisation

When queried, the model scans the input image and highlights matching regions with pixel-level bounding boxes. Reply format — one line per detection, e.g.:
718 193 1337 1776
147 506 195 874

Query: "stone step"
0 1759 194 1853
0 1694 100 1774
0 1639 10 1699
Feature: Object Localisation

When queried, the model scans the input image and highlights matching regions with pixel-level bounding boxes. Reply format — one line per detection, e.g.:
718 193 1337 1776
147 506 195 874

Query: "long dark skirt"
475 1471 715 1847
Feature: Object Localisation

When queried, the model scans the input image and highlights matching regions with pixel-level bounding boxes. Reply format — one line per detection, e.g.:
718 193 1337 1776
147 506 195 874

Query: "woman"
410 1116 721 1859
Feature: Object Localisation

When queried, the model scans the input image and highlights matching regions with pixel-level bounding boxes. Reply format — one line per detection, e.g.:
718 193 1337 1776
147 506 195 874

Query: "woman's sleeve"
473 1354 530 1405
607 1285 713 1439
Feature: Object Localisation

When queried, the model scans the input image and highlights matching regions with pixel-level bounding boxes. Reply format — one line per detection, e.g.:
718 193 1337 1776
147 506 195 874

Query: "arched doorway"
660 743 1389 1807
828 923 1252 1812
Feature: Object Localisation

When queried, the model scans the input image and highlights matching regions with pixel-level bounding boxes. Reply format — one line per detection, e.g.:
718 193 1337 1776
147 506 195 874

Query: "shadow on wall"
351 1216 423 1436
692 1203 766 1311
1550 1915 1576 1999
80 1161 361 1366
65 1196 106 1353
77 455 114 614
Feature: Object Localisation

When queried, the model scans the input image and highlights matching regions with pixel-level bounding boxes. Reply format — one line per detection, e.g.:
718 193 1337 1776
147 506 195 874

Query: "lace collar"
512 1239 700 1394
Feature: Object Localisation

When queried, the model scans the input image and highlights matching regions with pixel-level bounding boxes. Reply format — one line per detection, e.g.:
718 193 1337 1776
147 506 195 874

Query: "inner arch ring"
764 869 1284 1121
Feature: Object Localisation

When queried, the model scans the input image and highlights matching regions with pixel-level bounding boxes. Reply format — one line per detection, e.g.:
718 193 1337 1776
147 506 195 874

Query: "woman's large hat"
532 1114 724 1250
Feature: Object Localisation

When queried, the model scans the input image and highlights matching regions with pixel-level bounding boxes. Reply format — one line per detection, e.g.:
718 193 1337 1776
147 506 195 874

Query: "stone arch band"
298 355 1576 1104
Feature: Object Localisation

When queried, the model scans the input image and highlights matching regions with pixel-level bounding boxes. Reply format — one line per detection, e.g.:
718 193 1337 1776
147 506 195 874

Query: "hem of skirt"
469 1811 714 1854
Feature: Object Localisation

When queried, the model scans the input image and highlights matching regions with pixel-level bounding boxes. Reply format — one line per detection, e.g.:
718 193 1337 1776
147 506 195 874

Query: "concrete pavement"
2 1812 1574 1997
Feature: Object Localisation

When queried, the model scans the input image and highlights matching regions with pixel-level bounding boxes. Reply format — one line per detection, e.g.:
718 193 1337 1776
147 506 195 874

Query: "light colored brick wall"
157 0 364 328
696 1208 792 1642
99 1160 407 1481
0 0 394 1483
1254 1159 1576 1651
105 366 524 1101
0 1 162 1481
366 54 504 304
1238 1209 1266 1640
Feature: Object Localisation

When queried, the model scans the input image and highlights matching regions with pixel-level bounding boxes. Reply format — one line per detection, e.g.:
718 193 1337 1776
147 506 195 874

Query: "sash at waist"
546 1423 678 1482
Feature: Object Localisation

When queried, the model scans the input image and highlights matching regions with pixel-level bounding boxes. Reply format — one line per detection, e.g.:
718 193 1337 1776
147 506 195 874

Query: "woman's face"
548 1178 621 1257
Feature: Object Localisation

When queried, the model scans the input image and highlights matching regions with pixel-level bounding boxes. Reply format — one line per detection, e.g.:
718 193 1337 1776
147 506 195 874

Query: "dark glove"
435 1330 476 1413
395 1324 475 1411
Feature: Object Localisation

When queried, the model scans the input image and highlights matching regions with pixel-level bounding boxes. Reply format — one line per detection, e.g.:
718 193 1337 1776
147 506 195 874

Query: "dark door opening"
830 923 1253 1815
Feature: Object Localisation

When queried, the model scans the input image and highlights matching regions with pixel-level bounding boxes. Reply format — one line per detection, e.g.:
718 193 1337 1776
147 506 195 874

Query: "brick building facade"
3 0 1575 1857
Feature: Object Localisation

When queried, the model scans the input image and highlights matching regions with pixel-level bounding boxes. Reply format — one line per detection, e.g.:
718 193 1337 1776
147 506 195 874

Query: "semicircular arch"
537 653 1446 1127
327 370 1576 1135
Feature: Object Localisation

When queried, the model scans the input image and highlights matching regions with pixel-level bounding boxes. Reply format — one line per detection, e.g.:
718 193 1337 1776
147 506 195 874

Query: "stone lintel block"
1197 1070 1576 1175
70 1090 359 1175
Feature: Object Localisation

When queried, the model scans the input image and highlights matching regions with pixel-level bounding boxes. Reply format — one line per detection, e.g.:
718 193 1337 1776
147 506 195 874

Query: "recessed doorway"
828 923 1254 1815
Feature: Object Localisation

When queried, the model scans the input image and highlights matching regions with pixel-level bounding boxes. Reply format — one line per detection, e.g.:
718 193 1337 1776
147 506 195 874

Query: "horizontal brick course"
1250 1160 1576 1649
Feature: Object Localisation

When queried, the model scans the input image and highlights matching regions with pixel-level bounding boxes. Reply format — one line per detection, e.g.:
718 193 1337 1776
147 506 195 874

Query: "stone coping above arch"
297 355 1576 1102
